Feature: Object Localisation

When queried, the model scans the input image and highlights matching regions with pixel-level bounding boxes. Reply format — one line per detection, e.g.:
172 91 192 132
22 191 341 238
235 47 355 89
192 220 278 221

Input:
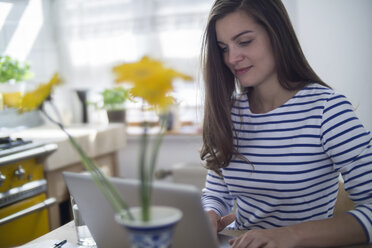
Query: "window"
54 0 213 128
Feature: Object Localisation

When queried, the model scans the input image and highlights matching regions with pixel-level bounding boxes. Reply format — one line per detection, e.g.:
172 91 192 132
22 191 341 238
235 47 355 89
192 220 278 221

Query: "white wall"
290 0 372 130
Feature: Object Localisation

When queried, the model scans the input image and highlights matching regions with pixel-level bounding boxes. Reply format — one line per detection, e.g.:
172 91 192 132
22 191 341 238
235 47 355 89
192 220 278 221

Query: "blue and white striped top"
202 83 372 242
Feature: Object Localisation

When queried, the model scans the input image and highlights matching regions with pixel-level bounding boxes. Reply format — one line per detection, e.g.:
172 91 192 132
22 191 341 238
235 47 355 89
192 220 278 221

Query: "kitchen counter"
10 123 126 171
9 123 126 230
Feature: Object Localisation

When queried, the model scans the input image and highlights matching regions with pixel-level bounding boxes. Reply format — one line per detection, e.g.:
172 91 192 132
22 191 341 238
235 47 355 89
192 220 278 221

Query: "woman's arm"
207 210 235 234
291 212 366 247
230 213 366 248
230 91 372 247
320 91 372 242
202 170 235 217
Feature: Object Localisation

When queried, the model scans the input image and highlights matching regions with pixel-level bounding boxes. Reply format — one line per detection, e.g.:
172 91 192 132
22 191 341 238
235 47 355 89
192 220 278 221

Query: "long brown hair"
200 0 329 174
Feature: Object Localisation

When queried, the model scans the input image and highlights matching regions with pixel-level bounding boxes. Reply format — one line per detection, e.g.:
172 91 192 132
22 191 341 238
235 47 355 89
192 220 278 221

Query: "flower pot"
107 109 126 123
115 206 182 248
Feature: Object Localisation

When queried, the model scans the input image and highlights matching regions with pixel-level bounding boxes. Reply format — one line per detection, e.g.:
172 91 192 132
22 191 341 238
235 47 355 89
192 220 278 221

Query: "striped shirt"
202 83 372 242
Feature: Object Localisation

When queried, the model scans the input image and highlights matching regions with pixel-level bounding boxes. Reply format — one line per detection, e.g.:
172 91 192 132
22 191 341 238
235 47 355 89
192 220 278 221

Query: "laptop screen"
63 172 228 248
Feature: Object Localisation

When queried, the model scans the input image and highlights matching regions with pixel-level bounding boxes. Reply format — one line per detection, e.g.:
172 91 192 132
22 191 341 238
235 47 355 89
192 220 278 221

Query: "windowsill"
126 122 201 136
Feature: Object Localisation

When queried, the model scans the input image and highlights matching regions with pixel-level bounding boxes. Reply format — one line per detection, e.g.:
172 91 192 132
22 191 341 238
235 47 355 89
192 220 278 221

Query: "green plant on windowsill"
91 86 131 111
0 55 33 84
89 86 132 123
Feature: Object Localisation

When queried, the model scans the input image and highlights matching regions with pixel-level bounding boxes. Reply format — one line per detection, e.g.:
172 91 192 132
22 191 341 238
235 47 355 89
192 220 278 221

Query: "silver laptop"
63 172 232 248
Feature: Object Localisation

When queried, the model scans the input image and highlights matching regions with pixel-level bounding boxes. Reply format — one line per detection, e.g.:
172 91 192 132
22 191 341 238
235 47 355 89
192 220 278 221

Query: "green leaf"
0 56 33 83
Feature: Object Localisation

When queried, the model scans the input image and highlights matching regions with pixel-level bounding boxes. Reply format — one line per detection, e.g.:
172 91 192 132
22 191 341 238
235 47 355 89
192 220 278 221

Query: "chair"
334 181 354 216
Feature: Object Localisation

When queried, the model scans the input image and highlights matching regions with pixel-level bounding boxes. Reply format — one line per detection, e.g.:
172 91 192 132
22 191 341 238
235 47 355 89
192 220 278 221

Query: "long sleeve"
202 169 235 217
321 91 372 242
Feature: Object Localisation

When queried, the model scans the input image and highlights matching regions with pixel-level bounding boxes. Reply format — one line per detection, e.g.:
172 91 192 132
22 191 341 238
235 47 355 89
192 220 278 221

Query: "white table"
24 221 372 248
24 221 77 246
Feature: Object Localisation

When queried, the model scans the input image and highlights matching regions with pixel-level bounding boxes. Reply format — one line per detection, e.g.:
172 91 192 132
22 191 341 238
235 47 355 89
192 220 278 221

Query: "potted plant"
111 56 193 247
0 55 34 107
0 56 44 127
91 86 131 123
0 55 33 84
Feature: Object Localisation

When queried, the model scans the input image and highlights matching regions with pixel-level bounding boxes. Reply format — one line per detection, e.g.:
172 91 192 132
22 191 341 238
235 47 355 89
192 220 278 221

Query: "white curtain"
53 0 212 89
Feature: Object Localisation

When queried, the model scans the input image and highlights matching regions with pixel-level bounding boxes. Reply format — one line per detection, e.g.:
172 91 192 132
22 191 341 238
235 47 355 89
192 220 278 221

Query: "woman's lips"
235 66 253 76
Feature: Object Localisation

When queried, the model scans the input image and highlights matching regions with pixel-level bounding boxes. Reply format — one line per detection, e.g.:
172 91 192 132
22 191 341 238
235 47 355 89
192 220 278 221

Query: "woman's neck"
248 82 298 114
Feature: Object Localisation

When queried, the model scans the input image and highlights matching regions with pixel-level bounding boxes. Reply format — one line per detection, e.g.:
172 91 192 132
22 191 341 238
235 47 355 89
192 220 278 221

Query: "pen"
53 240 67 248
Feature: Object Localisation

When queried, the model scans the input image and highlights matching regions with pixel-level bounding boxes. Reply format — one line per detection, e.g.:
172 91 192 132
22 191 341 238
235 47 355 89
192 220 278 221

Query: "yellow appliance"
0 138 57 247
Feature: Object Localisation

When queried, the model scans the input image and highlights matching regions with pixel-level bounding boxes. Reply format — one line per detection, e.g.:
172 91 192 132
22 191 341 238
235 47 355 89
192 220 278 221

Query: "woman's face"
215 10 277 89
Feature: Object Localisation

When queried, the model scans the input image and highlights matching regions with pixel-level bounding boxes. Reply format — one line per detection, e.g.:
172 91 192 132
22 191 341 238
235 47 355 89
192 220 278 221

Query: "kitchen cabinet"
11 123 126 230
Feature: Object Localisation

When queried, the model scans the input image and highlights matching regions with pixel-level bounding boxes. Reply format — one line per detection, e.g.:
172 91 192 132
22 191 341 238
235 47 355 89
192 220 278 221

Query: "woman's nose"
226 47 244 65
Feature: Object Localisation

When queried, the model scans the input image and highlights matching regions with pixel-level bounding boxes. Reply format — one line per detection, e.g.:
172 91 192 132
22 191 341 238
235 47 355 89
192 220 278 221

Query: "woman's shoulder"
300 82 333 95
304 82 350 98
299 82 352 110
297 82 346 101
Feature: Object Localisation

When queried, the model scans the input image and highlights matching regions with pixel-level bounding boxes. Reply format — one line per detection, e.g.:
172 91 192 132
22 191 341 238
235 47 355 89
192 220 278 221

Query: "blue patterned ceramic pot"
115 206 182 248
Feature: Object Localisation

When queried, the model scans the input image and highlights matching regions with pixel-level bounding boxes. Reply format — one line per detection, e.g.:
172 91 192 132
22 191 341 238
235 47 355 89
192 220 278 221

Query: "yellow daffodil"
2 92 22 109
112 56 194 222
20 73 61 112
1 73 61 112
113 56 193 111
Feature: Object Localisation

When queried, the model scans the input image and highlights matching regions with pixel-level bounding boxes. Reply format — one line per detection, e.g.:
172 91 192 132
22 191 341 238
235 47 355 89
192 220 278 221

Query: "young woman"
200 0 372 247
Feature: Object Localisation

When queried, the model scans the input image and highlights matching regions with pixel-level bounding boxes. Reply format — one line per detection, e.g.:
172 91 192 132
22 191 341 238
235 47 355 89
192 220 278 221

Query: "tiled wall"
0 0 62 128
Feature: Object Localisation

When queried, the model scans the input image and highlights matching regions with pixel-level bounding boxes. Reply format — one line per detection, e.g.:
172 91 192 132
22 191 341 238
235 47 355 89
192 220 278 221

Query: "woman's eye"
239 40 252 46
219 46 228 53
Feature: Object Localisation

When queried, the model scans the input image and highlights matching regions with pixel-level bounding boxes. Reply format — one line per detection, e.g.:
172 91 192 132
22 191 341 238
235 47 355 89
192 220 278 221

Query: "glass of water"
71 196 97 247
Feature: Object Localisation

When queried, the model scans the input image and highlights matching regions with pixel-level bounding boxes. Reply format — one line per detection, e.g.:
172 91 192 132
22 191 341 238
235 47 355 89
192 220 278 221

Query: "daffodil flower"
1 73 61 112
113 56 193 111
113 56 193 221
2 92 22 110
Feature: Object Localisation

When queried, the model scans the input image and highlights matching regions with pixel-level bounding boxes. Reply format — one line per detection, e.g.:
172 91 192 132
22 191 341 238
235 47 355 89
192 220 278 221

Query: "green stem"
139 122 150 222
141 112 169 221
149 113 168 183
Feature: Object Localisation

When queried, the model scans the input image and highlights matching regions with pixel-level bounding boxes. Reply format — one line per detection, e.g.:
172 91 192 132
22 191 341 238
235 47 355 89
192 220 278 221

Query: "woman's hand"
229 213 367 248
229 226 298 248
207 210 236 234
